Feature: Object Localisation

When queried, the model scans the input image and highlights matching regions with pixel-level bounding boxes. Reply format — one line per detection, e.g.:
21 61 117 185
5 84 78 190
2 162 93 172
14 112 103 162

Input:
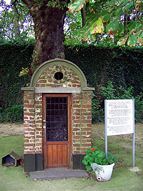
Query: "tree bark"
12 2 20 39
21 0 69 74
81 3 89 44
81 2 89 27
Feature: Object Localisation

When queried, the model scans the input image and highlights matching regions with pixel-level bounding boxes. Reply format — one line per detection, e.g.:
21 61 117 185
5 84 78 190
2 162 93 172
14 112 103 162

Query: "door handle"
43 120 46 123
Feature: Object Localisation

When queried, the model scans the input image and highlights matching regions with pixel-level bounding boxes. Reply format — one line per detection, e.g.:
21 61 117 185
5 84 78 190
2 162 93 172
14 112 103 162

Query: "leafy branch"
132 0 143 24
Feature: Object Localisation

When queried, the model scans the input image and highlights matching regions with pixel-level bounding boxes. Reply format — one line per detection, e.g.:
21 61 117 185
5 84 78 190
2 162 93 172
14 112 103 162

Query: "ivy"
0 42 143 123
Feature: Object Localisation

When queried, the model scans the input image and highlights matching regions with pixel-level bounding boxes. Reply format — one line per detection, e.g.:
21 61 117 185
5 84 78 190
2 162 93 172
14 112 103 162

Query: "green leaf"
90 17 104 34
102 13 111 23
128 22 137 33
122 1 133 11
82 159 88 165
106 20 120 34
86 165 92 171
117 36 128 46
68 0 89 13
115 7 124 16
127 34 137 47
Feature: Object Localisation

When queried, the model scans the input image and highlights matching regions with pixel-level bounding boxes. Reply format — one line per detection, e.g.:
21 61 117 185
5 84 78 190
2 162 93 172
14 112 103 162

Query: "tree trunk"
22 1 69 74
81 3 89 44
12 2 20 39
81 2 89 27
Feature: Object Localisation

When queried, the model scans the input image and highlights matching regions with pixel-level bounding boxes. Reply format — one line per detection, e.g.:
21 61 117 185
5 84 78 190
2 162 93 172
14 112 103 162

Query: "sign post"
105 99 135 167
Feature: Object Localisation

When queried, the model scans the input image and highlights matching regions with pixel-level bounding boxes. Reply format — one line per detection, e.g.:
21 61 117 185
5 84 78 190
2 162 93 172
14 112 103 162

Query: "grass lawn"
0 123 143 191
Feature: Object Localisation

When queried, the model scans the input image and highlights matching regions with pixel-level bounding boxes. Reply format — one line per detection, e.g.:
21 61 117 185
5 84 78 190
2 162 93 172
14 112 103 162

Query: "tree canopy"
0 0 142 74
1 0 143 46
0 0 33 42
69 0 143 46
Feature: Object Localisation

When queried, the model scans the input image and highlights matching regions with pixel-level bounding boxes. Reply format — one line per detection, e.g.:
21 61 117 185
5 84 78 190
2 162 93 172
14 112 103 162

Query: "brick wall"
72 92 92 154
34 93 43 154
23 90 35 154
36 64 81 88
23 90 92 155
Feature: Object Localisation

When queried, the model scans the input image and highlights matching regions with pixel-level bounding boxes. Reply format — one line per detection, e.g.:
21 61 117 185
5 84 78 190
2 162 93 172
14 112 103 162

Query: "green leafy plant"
0 105 23 123
93 81 143 123
99 81 116 99
99 81 134 100
135 92 143 122
82 146 117 171
92 95 104 123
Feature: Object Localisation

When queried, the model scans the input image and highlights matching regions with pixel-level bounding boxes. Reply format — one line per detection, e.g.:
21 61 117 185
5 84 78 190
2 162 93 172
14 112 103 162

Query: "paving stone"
29 168 88 180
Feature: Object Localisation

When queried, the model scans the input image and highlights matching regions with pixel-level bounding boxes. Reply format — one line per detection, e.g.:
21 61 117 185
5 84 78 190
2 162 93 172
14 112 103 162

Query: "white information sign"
105 99 134 136
105 99 135 167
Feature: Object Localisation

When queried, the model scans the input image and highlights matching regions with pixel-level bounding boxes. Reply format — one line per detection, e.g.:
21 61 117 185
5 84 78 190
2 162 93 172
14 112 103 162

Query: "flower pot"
91 163 115 182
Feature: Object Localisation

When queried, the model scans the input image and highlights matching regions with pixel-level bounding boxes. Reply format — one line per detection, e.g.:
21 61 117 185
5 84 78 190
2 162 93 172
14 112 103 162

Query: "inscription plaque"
105 99 135 167
106 99 134 136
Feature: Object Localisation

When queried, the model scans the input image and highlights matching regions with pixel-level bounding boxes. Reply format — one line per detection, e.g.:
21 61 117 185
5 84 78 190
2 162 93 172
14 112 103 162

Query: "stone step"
29 168 88 180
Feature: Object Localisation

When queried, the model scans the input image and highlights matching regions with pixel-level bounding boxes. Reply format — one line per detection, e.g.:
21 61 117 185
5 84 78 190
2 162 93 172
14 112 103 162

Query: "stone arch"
30 58 87 88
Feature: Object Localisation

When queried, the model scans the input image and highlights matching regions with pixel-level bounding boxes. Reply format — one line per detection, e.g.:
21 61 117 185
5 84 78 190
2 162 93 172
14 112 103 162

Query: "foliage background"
0 42 143 122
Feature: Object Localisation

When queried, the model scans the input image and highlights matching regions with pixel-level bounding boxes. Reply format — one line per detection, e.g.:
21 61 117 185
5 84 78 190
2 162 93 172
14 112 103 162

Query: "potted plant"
82 146 117 182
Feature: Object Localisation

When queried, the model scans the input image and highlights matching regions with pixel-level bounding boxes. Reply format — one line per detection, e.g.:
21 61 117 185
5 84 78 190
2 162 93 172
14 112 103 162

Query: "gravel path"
0 123 24 136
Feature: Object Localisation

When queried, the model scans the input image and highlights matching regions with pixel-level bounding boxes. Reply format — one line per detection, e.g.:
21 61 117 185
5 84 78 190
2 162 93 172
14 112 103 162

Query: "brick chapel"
22 59 94 172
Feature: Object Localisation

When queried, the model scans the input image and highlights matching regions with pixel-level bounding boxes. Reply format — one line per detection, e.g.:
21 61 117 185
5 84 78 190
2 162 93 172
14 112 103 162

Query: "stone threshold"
29 168 88 180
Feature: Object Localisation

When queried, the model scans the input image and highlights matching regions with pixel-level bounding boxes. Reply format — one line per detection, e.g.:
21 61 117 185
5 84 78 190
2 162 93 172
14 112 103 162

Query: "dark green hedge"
65 45 143 96
0 43 33 108
0 42 143 109
0 105 23 123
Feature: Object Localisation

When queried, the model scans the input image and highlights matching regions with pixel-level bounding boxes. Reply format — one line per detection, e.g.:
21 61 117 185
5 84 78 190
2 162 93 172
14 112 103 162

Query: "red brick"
24 143 34 146
35 93 42 96
24 104 34 108
82 105 91 108
73 144 80 147
81 143 91 147
24 112 34 116
23 100 27 103
24 151 35 154
35 105 42 109
87 124 92 127
73 151 80 154
72 104 81 108
73 136 80 139
75 132 80 135
36 135 42 138
38 80 47 83
25 96 34 99
81 132 87 135
24 124 29 127
82 128 92 131
73 128 80 131
35 101 42 104
29 109 35 112
35 143 42 146
29 132 35 135
73 120 81 123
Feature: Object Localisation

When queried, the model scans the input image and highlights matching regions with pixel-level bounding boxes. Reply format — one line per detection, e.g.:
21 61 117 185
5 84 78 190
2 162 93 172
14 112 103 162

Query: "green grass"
92 123 143 170
0 135 24 161
0 124 143 191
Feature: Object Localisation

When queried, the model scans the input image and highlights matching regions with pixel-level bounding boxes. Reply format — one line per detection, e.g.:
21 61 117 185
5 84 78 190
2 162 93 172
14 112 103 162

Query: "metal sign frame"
105 99 135 167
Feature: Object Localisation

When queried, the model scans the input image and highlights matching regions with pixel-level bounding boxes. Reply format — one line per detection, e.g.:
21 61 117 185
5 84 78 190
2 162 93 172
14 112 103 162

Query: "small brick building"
22 59 94 172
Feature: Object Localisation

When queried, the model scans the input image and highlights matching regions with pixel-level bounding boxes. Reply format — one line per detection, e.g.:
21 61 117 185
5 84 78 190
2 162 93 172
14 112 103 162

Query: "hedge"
0 42 143 122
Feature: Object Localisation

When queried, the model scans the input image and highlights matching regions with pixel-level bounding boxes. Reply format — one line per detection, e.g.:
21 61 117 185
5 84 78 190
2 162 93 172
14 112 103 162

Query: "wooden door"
43 94 71 168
